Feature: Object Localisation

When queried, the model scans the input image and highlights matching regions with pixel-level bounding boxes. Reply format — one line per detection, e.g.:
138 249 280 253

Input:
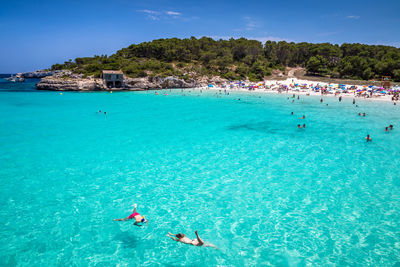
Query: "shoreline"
199 87 396 103
189 77 398 103
33 73 398 104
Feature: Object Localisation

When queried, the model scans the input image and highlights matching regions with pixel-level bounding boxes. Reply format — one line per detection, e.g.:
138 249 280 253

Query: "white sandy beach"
199 78 398 103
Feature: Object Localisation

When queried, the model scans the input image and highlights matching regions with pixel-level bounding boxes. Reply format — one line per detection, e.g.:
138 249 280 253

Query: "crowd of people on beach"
207 78 400 104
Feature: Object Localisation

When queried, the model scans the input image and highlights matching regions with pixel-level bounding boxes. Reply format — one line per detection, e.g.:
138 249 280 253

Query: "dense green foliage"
51 37 400 81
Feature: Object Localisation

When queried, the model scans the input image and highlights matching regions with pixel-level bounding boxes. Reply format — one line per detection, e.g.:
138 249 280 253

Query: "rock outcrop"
36 71 103 91
124 76 198 89
20 70 61 78
36 71 204 91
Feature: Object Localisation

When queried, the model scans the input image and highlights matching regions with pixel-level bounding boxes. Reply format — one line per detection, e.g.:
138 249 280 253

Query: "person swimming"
113 204 148 226
303 123 306 128
167 231 217 249
365 134 372 142
297 124 302 129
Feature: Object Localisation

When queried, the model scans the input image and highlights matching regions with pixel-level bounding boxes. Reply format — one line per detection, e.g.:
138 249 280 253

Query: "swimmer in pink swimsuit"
113 204 148 226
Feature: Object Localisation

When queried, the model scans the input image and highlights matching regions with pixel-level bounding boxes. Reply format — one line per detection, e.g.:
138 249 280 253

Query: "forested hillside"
51 37 400 81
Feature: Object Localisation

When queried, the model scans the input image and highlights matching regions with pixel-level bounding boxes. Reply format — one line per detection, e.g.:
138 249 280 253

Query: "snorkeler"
167 231 217 249
113 204 148 226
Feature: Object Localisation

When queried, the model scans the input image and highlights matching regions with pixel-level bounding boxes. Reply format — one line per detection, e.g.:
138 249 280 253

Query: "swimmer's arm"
167 236 178 242
113 217 130 221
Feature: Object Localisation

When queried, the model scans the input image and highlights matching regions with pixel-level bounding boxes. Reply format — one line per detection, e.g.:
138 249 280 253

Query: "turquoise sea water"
1 79 400 266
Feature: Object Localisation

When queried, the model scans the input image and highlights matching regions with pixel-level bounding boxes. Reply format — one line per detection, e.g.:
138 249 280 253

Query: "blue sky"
0 0 399 73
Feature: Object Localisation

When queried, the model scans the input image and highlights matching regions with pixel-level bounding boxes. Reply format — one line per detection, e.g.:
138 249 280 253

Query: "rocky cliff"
20 70 61 78
36 71 103 91
36 71 222 91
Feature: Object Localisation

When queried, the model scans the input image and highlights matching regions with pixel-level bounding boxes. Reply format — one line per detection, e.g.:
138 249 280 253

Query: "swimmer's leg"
203 243 219 249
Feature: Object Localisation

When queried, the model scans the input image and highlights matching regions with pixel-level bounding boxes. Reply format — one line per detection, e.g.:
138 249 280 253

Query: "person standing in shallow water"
167 231 217 249
365 134 372 142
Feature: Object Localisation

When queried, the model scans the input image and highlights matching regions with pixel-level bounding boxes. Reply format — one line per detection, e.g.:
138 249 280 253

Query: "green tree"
306 56 328 74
